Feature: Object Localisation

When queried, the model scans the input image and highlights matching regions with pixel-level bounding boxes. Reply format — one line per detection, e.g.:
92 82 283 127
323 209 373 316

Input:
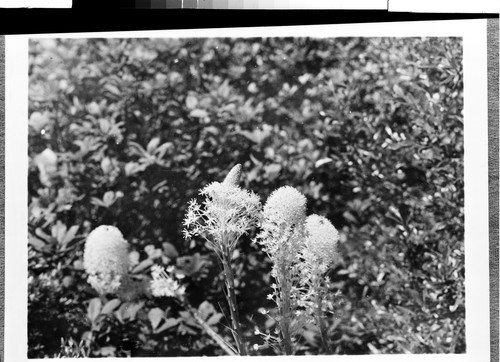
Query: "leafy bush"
28 36 464 357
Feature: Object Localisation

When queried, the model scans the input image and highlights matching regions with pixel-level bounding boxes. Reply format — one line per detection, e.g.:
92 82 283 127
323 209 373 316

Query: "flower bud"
222 164 242 186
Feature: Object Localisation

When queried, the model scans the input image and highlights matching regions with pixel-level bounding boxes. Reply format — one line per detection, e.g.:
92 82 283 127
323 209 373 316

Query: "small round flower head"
263 186 307 229
304 214 339 267
150 265 186 298
84 225 129 294
222 164 242 187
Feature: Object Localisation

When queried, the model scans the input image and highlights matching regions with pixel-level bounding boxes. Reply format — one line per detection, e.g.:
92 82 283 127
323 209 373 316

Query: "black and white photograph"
2 20 492 361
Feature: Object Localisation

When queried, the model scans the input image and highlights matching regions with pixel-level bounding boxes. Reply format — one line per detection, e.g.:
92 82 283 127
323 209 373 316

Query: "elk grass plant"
300 214 340 354
82 166 342 356
183 164 262 355
256 186 308 355
256 188 340 355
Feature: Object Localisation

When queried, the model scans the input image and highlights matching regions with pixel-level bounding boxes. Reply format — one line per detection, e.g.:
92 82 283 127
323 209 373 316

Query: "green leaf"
162 242 179 258
315 158 333 168
87 298 102 324
197 301 215 321
155 318 180 333
206 313 223 326
148 308 165 330
131 258 154 274
51 221 67 244
185 95 198 109
147 137 161 153
154 142 173 158
120 301 145 322
393 84 406 99
101 299 121 315
189 109 208 118
98 346 117 357
28 234 46 250
104 83 121 97
99 118 110 133
90 197 106 208
264 163 281 181
61 225 79 246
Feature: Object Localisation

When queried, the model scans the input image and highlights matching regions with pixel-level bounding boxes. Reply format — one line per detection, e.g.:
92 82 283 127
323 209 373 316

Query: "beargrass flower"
150 265 186 298
183 164 260 356
256 186 308 355
299 214 339 354
303 214 339 274
183 164 262 256
84 225 129 295
258 186 307 262
263 186 307 228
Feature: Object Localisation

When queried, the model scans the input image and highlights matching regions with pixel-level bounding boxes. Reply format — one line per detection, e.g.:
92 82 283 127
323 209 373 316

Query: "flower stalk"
313 275 332 354
222 245 247 355
300 214 339 355
189 306 237 356
183 164 261 355
278 263 293 355
256 186 308 355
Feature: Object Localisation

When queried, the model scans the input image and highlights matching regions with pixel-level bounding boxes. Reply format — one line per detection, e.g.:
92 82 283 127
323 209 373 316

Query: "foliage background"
27 36 464 357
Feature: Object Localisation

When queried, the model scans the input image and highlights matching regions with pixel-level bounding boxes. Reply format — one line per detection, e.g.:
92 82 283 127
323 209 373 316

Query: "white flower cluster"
257 188 338 273
150 265 186 298
183 164 262 256
257 186 307 264
84 225 129 295
303 214 339 275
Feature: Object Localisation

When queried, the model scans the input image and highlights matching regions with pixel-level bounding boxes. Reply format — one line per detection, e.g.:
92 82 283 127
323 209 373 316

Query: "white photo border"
5 19 490 362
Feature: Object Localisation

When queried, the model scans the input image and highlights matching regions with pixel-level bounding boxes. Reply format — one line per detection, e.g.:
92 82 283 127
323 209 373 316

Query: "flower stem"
190 308 238 356
313 277 332 354
178 297 237 356
222 247 248 356
279 263 293 355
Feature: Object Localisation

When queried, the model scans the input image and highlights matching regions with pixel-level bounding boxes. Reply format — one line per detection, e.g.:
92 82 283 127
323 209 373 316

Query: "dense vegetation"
28 36 464 357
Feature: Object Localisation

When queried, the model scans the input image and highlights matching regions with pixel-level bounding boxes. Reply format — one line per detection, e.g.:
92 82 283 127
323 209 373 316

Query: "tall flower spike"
256 186 308 355
84 225 129 295
183 164 259 356
301 214 339 354
222 164 242 186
